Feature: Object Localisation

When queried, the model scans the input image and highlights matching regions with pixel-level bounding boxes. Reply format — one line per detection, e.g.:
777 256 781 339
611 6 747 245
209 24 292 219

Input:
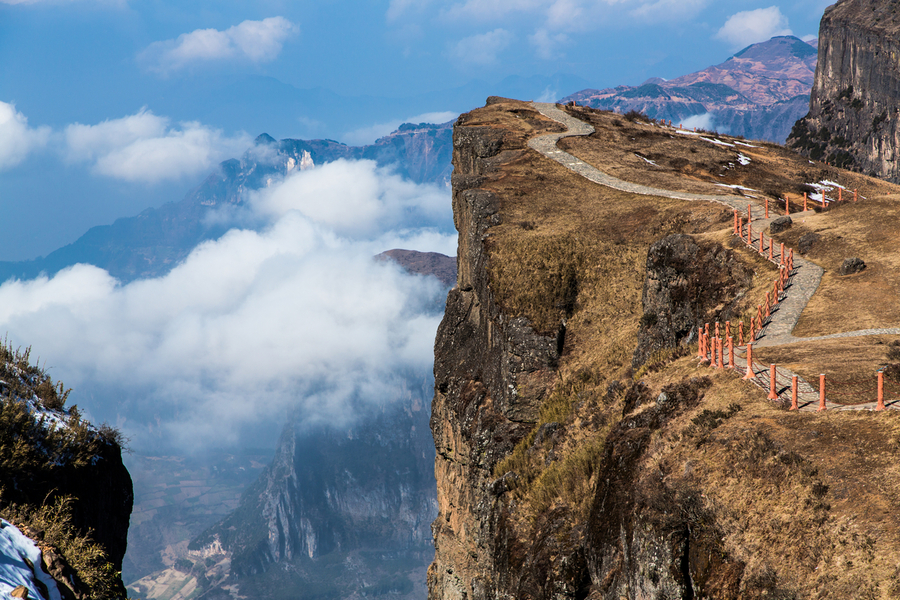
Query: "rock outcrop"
632 234 753 370
0 346 133 599
787 0 900 179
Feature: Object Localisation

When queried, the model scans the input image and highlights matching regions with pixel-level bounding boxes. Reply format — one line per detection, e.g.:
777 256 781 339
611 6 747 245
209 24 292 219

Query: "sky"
0 0 835 450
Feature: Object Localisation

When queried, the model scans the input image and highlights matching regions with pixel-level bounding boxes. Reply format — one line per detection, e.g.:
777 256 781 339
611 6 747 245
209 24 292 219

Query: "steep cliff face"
183 378 438 600
787 0 900 179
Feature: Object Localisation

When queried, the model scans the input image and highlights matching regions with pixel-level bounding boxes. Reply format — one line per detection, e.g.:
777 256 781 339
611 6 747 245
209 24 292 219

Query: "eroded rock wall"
787 0 900 179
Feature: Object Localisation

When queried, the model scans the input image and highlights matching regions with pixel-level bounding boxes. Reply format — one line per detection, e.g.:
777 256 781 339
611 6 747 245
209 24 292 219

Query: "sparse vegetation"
4 498 121 600
0 340 127 599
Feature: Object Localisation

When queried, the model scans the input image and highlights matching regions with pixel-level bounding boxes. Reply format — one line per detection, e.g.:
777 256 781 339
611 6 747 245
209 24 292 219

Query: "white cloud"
529 28 569 60
682 113 717 132
0 159 454 451
387 0 433 21
451 29 514 66
438 0 709 31
0 102 51 170
63 108 251 183
715 6 792 50
341 111 457 146
140 17 298 74
629 0 708 21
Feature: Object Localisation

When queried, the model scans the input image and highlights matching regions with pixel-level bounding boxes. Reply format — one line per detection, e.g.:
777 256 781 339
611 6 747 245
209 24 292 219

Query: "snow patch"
0 520 63 600
737 154 751 166
735 141 760 148
675 129 700 137
635 154 657 166
716 183 758 193
701 137 735 148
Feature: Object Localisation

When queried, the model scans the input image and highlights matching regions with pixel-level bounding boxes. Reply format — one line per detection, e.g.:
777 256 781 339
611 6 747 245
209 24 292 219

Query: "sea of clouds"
0 157 455 452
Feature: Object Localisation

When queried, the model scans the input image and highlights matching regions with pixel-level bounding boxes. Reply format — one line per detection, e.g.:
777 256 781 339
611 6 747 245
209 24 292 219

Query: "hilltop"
429 97 900 599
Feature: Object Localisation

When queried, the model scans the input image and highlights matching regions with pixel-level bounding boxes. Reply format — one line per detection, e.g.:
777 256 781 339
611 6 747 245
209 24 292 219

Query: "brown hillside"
429 97 900 600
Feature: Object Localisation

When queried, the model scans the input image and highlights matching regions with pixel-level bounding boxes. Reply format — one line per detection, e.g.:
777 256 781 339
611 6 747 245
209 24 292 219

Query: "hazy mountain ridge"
563 36 817 142
0 121 453 284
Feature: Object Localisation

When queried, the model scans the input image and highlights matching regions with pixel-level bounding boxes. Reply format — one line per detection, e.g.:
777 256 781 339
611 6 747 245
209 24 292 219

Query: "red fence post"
765 198 769 218
768 364 778 400
790 375 799 411
717 337 724 369
744 343 754 380
769 241 773 261
818 374 826 412
698 326 705 359
877 370 885 411
854 189 858 202
728 336 734 369
839 188 843 203
785 197 790 215
804 192 808 212
748 203 752 224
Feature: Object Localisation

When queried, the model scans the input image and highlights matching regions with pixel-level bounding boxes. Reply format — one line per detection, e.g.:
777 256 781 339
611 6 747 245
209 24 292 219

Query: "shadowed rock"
839 257 866 275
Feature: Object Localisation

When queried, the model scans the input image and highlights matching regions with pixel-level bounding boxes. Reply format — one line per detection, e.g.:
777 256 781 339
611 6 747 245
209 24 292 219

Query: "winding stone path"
528 102 900 412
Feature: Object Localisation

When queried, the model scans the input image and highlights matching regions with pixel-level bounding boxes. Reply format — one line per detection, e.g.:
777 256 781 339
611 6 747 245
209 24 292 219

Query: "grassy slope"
472 99 900 597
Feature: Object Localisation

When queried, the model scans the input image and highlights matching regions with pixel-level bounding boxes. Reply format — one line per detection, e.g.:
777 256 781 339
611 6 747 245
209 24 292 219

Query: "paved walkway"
528 102 900 412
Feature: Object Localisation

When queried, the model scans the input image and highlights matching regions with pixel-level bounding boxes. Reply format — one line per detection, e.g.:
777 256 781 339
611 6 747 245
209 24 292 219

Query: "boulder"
839 257 866 275
769 216 793 234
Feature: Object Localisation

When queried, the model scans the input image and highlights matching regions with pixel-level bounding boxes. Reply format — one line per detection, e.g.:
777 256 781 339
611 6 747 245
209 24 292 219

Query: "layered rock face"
189 379 438 599
428 111 563 599
787 0 900 179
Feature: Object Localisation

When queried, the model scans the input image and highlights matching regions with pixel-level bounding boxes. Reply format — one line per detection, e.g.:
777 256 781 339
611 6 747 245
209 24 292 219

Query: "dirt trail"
529 102 900 411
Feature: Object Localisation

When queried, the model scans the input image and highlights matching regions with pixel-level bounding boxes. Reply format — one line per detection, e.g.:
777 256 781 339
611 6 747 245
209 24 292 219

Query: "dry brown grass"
468 99 900 594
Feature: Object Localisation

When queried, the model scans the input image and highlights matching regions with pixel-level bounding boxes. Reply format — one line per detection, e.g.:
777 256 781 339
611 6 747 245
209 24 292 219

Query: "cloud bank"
715 7 792 50
140 17 298 74
63 108 252 182
0 102 51 170
0 159 454 451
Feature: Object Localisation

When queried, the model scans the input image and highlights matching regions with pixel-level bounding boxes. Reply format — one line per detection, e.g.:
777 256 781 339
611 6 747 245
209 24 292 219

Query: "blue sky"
0 0 833 259
0 0 835 451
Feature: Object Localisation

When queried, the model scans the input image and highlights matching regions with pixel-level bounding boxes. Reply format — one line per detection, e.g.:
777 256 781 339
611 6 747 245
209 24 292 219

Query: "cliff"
430 97 900 598
131 376 438 600
564 36 817 143
0 345 133 599
787 0 900 180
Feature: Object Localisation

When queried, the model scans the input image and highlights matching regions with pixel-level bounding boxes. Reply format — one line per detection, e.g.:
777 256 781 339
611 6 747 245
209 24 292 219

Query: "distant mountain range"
0 122 453 283
562 36 818 142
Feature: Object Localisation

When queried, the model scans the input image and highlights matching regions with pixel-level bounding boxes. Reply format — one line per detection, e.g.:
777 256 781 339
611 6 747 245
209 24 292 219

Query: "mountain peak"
254 133 277 146
732 35 817 61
